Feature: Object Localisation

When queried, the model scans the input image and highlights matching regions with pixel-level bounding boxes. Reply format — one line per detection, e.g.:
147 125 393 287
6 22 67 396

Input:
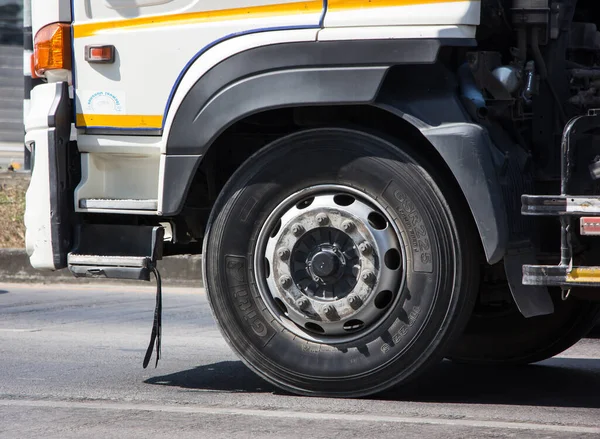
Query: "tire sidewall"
204 128 472 396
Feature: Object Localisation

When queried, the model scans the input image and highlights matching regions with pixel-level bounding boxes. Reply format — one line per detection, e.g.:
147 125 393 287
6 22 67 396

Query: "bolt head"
348 294 363 310
316 213 329 226
296 297 310 311
280 276 293 289
358 242 372 255
323 304 336 317
342 221 354 232
291 224 305 236
361 271 376 284
277 248 291 260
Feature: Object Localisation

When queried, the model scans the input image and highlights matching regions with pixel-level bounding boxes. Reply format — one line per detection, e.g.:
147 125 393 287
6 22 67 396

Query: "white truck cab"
26 0 480 270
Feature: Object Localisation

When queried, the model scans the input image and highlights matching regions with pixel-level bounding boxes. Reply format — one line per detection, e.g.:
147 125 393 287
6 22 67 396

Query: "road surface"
1 283 599 438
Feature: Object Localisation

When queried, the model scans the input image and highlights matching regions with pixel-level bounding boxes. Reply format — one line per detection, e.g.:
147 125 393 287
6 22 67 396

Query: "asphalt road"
1 283 599 438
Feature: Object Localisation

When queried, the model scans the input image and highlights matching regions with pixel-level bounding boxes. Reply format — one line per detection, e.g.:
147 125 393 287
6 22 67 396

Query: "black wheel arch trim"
380 107 509 265
373 63 508 264
163 38 475 214
47 82 73 269
421 123 508 265
166 38 475 155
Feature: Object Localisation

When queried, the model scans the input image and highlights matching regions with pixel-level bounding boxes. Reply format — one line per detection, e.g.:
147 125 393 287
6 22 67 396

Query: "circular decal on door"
86 91 124 113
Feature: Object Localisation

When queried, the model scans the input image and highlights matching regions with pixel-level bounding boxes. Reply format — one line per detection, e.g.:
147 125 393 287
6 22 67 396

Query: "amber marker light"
85 45 115 64
33 23 72 77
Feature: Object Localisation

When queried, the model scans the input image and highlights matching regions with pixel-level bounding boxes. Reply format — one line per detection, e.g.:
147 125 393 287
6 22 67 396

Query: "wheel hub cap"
256 187 405 341
310 250 339 279
295 229 359 299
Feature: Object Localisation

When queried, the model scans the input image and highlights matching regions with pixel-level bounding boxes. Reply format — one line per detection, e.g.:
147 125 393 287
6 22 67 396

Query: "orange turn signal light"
33 22 72 77
85 45 115 64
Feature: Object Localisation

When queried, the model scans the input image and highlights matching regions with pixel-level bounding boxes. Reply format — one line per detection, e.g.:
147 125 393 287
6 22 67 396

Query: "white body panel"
74 135 164 214
324 1 480 28
71 0 323 129
317 25 477 41
85 0 308 20
30 0 71 36
77 134 163 155
75 152 161 214
24 84 65 270
104 0 176 10
24 130 54 269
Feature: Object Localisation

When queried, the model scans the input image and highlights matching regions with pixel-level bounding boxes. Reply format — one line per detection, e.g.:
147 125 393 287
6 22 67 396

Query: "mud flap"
504 245 554 317
25 82 73 270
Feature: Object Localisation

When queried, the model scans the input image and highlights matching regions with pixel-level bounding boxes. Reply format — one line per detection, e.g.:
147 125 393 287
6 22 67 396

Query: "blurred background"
0 0 24 171
0 0 25 250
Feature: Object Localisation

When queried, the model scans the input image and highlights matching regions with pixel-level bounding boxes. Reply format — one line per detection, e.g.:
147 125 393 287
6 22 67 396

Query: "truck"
23 0 600 397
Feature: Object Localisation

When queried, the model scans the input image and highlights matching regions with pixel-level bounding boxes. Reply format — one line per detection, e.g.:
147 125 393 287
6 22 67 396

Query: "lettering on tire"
383 182 433 273
225 255 274 342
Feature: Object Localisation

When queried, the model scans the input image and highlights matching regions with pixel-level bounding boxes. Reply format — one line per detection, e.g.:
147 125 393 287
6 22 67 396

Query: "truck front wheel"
203 128 479 397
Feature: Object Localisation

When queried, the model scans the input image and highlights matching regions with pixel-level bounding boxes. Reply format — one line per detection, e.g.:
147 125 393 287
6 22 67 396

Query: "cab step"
523 265 600 287
522 195 600 216
79 198 158 211
68 224 164 281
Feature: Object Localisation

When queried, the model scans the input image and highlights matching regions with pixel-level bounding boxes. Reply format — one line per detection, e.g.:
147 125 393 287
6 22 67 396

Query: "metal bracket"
521 109 600 288
68 224 164 281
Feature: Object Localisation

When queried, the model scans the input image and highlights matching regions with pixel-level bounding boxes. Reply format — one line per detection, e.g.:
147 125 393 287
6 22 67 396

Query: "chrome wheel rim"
254 185 406 343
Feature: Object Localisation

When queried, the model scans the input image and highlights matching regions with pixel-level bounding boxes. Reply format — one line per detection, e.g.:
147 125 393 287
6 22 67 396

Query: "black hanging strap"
143 266 162 369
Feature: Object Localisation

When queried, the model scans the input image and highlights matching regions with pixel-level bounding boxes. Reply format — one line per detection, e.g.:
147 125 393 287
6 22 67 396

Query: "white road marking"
1 283 204 295
0 328 42 333
0 143 23 153
1 399 599 434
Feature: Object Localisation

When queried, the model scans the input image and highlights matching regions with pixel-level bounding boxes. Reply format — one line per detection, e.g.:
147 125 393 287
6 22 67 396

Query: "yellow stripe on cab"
76 114 163 129
73 1 323 38
328 0 478 10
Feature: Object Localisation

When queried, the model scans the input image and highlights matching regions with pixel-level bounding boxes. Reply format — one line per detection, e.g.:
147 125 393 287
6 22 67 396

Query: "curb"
0 249 203 287
0 171 29 188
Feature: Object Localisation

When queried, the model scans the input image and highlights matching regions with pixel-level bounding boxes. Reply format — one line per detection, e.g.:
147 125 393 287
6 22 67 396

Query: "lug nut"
277 248 291 260
358 242 372 255
296 297 310 311
323 304 336 318
348 294 363 310
316 213 329 226
291 223 305 236
342 221 354 232
280 276 293 289
361 270 376 285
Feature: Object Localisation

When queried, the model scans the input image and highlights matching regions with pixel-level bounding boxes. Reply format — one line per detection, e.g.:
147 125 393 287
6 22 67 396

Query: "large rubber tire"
449 289 600 365
203 128 480 397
